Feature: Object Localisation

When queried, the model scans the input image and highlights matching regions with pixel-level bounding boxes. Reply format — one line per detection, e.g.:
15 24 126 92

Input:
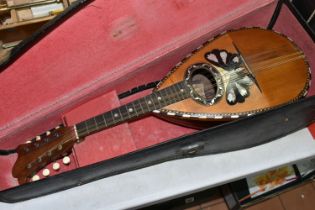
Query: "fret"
104 112 114 126
76 122 87 137
117 107 124 121
153 92 163 108
93 117 99 130
174 84 182 101
144 97 152 112
164 86 174 104
102 113 107 127
135 99 144 115
157 91 165 106
125 104 137 118
175 83 186 100
161 91 169 106
141 96 150 112
164 87 174 105
170 84 181 101
95 115 105 128
123 105 131 119
120 105 130 120
161 88 172 106
84 120 90 135
131 102 138 117
112 108 122 123
138 98 145 113
148 94 157 109
110 110 116 124
85 118 96 133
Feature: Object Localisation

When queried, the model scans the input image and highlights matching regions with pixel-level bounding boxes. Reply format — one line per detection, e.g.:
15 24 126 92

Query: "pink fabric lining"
0 0 274 148
64 90 137 166
1 1 315 190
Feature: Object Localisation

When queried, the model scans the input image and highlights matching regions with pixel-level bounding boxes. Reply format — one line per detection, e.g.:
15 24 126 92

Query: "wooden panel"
292 0 315 21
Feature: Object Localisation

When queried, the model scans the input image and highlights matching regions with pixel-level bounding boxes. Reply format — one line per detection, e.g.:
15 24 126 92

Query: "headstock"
12 126 77 184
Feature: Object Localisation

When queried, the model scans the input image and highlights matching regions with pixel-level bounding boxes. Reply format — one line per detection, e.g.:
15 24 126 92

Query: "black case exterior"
0 0 314 203
1 96 315 203
289 0 315 42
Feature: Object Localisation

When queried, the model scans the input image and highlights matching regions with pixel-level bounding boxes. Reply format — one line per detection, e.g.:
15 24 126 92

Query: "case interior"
0 0 314 192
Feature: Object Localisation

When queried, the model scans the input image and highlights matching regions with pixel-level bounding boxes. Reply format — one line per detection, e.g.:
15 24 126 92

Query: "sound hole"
190 68 217 101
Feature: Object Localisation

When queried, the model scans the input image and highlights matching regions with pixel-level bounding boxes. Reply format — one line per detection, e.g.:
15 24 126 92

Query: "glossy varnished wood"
12 127 76 184
156 28 310 120
12 28 310 184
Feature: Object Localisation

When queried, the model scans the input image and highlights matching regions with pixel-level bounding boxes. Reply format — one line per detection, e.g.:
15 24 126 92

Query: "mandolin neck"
74 81 190 139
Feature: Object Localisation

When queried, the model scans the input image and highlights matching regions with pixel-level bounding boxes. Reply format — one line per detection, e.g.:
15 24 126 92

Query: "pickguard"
204 49 254 105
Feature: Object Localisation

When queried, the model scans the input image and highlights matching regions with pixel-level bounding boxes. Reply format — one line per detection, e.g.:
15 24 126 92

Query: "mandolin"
12 28 311 184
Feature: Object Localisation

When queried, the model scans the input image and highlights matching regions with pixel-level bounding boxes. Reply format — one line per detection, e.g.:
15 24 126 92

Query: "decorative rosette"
205 49 253 105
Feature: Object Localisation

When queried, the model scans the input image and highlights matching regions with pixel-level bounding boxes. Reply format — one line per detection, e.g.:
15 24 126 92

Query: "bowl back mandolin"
12 28 311 184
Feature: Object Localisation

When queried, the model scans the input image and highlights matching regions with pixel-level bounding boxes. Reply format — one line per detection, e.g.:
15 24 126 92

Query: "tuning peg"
26 140 32 144
46 131 51 136
35 136 41 141
55 125 61 129
62 156 70 165
52 162 60 171
42 169 50 177
31 175 40 182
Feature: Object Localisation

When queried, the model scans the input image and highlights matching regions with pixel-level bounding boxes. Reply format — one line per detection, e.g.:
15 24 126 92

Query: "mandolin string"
48 51 306 144
207 51 304 88
241 45 297 60
180 51 305 93
221 51 303 80
73 52 304 135
28 82 189 166
252 54 304 72
25 46 307 176
37 49 303 142
173 51 304 90
28 51 307 167
238 42 306 62
73 83 189 134
28 55 307 170
246 51 303 70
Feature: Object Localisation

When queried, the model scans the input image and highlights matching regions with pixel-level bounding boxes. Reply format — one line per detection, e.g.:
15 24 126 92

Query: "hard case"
0 0 314 203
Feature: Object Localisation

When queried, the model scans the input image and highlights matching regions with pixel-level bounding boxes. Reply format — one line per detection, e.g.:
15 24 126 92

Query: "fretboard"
75 81 190 139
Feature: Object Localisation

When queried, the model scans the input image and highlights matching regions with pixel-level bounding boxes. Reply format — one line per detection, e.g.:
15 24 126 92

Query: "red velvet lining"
1 1 315 190
64 90 137 166
0 0 275 148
